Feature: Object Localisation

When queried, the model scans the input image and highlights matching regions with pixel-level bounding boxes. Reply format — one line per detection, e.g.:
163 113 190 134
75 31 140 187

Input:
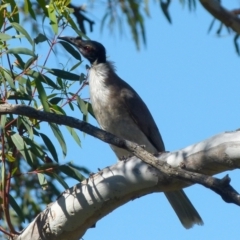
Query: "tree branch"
200 0 240 34
12 131 240 240
1 103 240 205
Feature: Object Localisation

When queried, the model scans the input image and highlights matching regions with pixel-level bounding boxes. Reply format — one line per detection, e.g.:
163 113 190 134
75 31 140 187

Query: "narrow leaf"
48 68 80 81
0 33 12 41
24 0 36 20
7 47 35 56
36 0 48 16
11 22 34 46
70 61 82 71
59 41 81 60
66 126 81 147
40 133 58 162
34 33 48 44
0 115 6 129
60 165 85 182
11 133 33 166
23 138 45 159
24 55 38 70
47 3 58 34
37 173 48 190
5 153 16 162
18 116 34 139
77 96 88 115
52 172 69 189
34 78 50 112
49 123 67 157
27 70 60 90
9 194 25 222
13 54 25 69
3 69 15 90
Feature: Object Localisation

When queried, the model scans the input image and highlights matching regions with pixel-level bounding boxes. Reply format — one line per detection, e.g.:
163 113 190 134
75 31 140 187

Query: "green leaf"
27 70 60 90
36 0 48 16
18 116 34 139
69 163 90 175
34 33 48 44
11 22 34 46
59 41 81 61
48 68 80 81
86 101 95 118
52 172 69 189
60 165 85 182
23 138 45 159
64 13 85 38
37 173 48 190
47 3 58 34
49 123 67 157
66 126 81 147
69 101 74 111
7 47 35 56
13 54 25 69
49 97 62 105
34 78 50 112
50 104 66 115
26 77 32 96
70 61 82 72
9 194 25 223
7 0 19 24
5 154 16 163
24 0 36 20
11 133 34 166
0 33 12 41
76 96 88 115
24 55 38 70
39 133 59 162
0 115 6 130
3 69 15 90
18 76 27 94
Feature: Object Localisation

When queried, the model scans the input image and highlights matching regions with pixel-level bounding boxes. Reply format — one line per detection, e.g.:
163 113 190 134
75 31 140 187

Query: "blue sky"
8 1 240 239
75 1 240 240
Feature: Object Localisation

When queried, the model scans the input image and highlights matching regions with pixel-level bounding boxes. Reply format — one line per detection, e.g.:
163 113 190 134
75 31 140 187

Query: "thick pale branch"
1 104 240 205
200 0 240 34
13 133 240 240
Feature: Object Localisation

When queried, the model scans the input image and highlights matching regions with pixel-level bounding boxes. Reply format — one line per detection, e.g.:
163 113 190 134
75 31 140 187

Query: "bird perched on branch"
58 36 203 229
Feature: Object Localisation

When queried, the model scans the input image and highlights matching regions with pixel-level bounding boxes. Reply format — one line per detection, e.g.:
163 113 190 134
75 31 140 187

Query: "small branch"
200 0 240 34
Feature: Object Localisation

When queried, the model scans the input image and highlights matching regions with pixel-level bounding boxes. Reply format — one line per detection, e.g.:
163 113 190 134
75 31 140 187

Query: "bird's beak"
58 36 84 48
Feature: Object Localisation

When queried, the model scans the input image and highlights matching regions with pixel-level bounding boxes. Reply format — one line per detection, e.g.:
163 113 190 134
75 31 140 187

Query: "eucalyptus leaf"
39 133 59 162
11 22 34 46
9 194 25 223
7 47 35 56
48 68 80 81
66 126 81 147
59 40 81 61
60 165 85 182
52 173 69 189
49 123 67 157
34 78 50 112
0 33 12 41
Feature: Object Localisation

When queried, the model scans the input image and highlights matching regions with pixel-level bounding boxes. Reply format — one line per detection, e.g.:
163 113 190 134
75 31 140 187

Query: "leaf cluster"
0 0 91 236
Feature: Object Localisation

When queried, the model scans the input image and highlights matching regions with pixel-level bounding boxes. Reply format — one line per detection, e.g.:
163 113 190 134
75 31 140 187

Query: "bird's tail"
164 190 203 229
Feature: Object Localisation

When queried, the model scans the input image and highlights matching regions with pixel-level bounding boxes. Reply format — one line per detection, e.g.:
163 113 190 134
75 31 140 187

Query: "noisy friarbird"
58 36 203 229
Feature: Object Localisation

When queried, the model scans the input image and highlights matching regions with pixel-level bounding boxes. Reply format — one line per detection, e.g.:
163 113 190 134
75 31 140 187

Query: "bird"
58 36 203 229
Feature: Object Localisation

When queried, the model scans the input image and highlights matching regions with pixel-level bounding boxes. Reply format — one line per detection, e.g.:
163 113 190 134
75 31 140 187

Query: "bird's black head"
58 36 106 64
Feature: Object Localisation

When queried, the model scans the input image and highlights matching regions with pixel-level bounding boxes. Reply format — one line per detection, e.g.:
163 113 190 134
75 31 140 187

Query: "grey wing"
120 82 165 152
119 81 203 228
